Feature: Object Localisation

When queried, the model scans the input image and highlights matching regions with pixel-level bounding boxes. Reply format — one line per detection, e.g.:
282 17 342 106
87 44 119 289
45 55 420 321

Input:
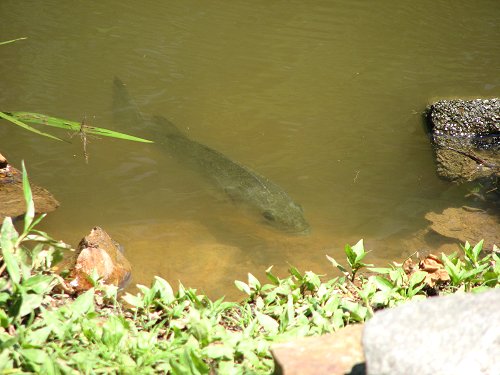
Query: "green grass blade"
0 37 27 46
10 112 153 143
21 162 35 232
80 125 154 143
9 112 82 131
0 217 21 285
0 112 63 141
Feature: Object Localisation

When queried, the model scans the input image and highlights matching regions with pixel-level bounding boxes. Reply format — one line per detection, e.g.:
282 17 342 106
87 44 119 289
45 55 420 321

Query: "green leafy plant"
327 239 373 281
1 166 499 373
0 162 71 372
441 240 495 292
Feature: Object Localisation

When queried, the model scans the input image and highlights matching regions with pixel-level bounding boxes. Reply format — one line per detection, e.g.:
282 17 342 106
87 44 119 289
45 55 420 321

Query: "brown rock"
425 207 500 251
271 324 365 375
69 227 131 291
0 153 59 221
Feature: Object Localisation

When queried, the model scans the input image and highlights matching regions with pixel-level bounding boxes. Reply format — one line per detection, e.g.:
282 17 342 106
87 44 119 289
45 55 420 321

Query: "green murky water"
1 1 499 298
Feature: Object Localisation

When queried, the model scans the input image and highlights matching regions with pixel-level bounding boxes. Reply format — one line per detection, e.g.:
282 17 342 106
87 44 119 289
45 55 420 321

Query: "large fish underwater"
113 77 310 234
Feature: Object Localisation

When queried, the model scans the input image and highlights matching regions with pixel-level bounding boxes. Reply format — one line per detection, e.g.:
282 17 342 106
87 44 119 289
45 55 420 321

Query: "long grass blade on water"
0 112 63 141
9 112 153 143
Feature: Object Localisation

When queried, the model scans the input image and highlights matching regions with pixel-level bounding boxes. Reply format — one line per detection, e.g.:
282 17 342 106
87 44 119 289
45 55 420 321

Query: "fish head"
262 200 310 234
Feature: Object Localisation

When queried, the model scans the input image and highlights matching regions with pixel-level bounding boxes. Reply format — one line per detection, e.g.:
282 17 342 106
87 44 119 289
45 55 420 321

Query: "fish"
112 77 310 234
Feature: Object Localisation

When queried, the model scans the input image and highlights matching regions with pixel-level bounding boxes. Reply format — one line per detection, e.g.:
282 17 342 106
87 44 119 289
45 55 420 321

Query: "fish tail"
113 77 183 137
112 77 144 126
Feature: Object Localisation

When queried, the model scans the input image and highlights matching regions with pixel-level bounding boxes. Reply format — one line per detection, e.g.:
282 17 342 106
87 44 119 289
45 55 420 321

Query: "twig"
445 147 499 170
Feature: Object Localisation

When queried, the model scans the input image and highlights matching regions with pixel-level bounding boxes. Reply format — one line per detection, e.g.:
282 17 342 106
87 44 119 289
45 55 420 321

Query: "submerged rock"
362 289 500 375
426 98 499 182
68 227 132 292
0 152 59 221
425 206 499 251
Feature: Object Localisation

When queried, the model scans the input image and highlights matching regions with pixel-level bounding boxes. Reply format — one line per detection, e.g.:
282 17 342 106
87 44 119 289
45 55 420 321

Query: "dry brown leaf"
403 254 450 288
419 254 450 287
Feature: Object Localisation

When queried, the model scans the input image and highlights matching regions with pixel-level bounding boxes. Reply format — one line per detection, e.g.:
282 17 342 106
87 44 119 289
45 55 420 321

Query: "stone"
272 324 365 375
425 206 499 252
68 227 132 291
362 289 500 375
426 98 499 183
0 152 59 221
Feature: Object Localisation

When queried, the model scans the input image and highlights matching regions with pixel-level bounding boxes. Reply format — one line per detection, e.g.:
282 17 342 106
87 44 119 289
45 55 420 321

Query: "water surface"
1 1 499 298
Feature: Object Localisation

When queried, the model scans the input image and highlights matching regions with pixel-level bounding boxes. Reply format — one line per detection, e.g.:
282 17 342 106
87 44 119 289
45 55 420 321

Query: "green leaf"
324 295 341 314
181 346 208 375
19 348 49 365
26 326 52 346
265 266 280 285
442 254 464 284
0 308 11 328
493 253 500 275
68 289 95 317
462 263 489 280
217 361 237 374
10 112 153 143
472 240 484 261
204 344 234 360
0 217 21 285
247 273 261 290
372 276 394 292
0 111 63 141
21 161 35 232
121 292 145 309
234 280 251 296
80 124 154 143
409 271 427 288
102 316 126 348
0 349 13 370
19 293 44 317
344 243 356 267
389 268 405 286
255 312 279 334
304 271 321 289
22 274 55 294
153 276 175 304
326 255 348 274
288 266 302 279
341 300 368 322
351 239 367 264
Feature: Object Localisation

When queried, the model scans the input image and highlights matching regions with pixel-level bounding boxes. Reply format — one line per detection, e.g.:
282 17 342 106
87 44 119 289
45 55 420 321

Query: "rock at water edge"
69 227 132 291
272 324 365 375
362 289 500 375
